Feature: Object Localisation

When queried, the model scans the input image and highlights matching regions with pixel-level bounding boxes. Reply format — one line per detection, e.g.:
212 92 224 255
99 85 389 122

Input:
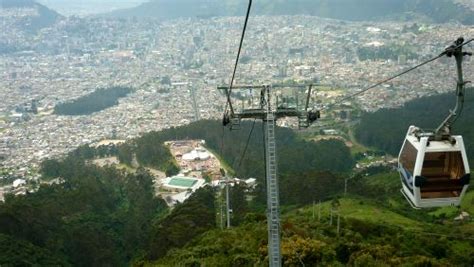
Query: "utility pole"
344 173 358 196
220 202 224 230
331 198 341 230
226 174 231 228
218 83 319 267
344 178 348 196
329 209 333 226
318 200 321 222
220 168 231 229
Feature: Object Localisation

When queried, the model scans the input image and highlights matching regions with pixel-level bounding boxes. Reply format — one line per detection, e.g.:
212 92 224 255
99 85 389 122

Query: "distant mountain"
108 0 474 24
0 0 61 32
1 0 36 8
36 0 147 16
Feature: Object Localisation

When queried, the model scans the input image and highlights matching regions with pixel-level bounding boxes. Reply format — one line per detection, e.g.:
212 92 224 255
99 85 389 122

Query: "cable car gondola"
398 37 471 208
398 126 470 208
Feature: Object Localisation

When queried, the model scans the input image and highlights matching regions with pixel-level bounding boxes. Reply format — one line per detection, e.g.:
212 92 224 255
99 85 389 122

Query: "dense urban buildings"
1 5 473 181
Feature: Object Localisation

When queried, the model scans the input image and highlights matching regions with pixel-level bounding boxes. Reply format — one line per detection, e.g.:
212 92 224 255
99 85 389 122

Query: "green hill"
145 171 474 266
0 160 169 266
2 120 473 265
115 120 354 207
149 188 474 266
109 0 474 25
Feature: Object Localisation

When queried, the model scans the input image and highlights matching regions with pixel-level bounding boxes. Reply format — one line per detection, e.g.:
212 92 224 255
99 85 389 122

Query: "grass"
150 168 474 266
364 172 400 189
299 123 372 159
292 197 423 229
426 190 474 219
348 128 370 155
302 124 372 156
117 164 136 173
460 190 474 214
205 146 234 176
337 198 423 228
429 205 460 218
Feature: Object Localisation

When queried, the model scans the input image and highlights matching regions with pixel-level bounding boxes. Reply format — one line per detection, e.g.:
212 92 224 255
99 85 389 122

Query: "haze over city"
0 0 473 266
37 0 147 15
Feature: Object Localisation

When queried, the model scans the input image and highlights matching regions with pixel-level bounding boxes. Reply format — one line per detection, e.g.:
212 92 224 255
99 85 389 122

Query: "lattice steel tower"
219 84 319 267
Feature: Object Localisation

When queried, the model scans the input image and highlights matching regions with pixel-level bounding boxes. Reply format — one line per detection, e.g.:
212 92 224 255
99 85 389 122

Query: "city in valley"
0 4 473 198
1 1 474 266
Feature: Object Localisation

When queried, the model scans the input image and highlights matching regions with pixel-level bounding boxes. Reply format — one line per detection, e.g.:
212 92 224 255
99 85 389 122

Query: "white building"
13 179 26 188
182 147 210 161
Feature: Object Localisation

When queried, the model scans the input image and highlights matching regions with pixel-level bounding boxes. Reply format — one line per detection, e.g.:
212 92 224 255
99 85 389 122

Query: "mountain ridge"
0 0 61 32
106 0 474 24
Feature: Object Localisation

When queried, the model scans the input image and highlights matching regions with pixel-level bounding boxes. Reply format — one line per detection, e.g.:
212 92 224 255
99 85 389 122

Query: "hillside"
108 0 474 24
1 120 354 265
117 120 355 178
149 172 474 266
150 169 474 266
0 159 169 266
1 119 473 265
354 91 474 163
0 0 61 33
114 120 354 206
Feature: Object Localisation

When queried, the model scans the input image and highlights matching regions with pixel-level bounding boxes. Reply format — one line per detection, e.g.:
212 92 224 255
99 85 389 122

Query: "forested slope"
0 160 168 265
355 91 474 163
2 119 473 265
43 119 354 206
117 120 354 206
2 142 217 266
124 120 355 178
149 172 474 266
3 119 354 264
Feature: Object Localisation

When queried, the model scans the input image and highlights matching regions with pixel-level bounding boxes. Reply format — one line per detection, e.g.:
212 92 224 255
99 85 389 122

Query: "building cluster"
1 8 473 185
454 0 474 11
154 140 256 206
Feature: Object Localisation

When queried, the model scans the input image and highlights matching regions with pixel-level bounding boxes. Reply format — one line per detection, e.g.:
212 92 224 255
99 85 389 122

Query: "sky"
37 0 148 16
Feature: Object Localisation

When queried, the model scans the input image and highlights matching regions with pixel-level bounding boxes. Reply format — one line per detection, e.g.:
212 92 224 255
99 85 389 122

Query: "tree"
229 183 248 226
1 155 169 266
54 87 132 116
148 187 216 260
